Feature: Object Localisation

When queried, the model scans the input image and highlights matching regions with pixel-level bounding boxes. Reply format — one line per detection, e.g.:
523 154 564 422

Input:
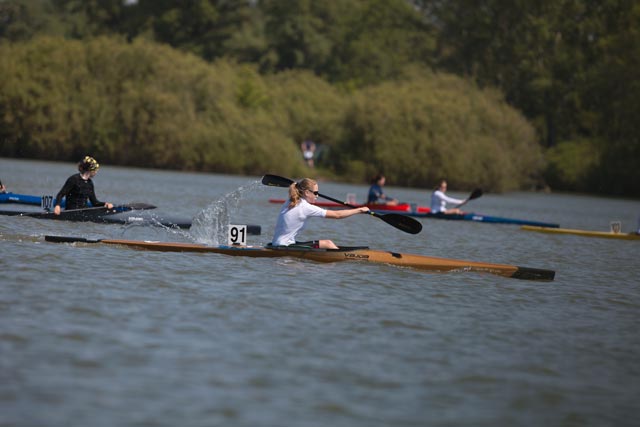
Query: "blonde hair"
78 156 99 172
288 178 317 209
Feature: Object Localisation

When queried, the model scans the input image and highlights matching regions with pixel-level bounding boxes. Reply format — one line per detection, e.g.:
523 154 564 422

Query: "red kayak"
267 198 426 213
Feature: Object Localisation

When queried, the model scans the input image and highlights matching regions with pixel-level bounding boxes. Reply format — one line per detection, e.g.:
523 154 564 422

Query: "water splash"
189 180 262 245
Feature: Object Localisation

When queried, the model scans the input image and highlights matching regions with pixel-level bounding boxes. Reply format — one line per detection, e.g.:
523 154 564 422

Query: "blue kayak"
413 211 559 228
0 192 57 207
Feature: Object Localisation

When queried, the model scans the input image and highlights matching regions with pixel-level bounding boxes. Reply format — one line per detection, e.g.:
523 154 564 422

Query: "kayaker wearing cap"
430 179 465 214
272 178 370 249
53 156 113 215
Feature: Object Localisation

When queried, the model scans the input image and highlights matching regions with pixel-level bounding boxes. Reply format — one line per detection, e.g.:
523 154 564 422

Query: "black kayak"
101 211 262 235
0 203 154 220
0 204 261 235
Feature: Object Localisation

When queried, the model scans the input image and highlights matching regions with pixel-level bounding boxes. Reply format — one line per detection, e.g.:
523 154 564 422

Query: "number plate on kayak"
228 225 247 245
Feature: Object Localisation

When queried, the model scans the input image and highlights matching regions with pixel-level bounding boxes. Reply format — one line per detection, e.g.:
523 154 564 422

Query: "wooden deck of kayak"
45 236 555 281
521 225 640 240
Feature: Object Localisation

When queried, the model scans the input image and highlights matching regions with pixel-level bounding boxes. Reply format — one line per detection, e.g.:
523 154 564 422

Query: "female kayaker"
272 178 369 249
53 156 113 215
367 174 398 205
430 179 465 214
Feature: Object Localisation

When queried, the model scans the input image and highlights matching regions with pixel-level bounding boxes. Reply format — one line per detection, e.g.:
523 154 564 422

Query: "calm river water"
1 158 639 427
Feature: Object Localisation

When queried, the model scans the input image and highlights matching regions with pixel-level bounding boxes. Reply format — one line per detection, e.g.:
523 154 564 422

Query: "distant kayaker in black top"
53 156 113 215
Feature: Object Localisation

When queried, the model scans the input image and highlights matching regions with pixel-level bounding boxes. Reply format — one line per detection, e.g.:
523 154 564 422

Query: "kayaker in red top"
272 178 369 249
53 156 113 215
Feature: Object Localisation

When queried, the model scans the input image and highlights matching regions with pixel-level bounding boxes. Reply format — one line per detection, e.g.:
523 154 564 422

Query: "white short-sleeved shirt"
271 199 327 246
431 190 464 213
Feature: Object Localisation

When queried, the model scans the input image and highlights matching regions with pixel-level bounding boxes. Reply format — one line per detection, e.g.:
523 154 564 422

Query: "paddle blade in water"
45 235 102 244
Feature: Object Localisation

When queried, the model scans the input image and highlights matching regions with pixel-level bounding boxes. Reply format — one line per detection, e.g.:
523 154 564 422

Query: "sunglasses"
307 189 319 196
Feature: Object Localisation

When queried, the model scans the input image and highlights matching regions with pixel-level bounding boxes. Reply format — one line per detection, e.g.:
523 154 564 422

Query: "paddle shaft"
44 202 155 215
454 188 483 209
21 205 113 217
23 202 155 217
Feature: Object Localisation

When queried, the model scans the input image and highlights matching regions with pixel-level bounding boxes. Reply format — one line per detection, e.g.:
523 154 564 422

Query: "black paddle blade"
468 188 483 201
262 174 294 188
45 235 102 243
511 265 555 281
373 213 422 234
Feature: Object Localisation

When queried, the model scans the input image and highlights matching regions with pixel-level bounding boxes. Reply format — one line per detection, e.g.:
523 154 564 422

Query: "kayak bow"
521 225 640 240
45 235 555 281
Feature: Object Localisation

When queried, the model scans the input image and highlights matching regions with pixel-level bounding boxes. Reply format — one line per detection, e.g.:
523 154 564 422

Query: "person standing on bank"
53 156 113 215
430 179 465 214
300 140 316 168
272 178 369 249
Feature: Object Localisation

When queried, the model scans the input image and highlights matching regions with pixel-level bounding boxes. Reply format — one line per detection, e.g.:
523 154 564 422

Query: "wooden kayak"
521 225 640 241
45 235 556 281
268 199 559 227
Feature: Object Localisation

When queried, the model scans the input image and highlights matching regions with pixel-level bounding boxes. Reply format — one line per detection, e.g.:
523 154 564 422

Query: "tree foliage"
0 37 304 176
0 0 638 196
333 69 542 191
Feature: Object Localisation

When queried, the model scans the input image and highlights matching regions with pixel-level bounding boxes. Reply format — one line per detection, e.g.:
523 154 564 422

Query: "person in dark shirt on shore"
367 174 398 205
53 156 113 215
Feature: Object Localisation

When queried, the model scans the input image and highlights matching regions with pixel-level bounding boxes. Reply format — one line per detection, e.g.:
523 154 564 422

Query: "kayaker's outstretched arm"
325 206 370 219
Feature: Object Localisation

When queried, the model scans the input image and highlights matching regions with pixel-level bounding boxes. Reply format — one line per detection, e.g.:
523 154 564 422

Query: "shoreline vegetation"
0 1 637 197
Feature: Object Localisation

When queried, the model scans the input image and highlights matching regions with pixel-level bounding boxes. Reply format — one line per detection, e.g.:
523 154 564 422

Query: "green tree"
333 68 543 191
0 36 305 176
0 0 63 41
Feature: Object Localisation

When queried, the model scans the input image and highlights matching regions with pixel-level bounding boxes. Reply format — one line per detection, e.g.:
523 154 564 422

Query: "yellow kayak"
521 225 640 241
45 235 555 281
